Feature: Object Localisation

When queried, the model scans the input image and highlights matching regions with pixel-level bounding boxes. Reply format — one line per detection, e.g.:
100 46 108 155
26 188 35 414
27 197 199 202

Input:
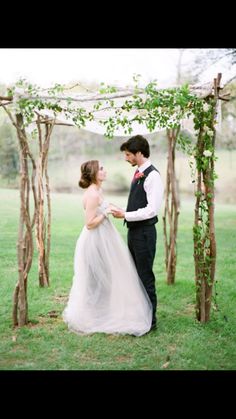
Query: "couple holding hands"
63 135 164 336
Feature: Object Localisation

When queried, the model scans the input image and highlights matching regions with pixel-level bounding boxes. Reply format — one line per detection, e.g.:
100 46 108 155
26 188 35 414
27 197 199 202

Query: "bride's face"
97 164 107 182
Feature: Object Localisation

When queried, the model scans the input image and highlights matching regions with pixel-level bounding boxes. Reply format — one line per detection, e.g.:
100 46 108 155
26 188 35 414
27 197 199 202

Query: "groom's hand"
111 209 125 218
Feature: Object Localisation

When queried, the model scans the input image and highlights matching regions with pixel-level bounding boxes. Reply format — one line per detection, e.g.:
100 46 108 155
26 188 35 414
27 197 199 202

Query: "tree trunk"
12 114 34 326
163 126 180 284
193 125 217 322
35 118 54 286
193 74 221 322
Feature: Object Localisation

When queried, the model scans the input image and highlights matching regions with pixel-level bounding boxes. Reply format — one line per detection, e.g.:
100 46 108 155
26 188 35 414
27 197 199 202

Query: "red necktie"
132 169 139 183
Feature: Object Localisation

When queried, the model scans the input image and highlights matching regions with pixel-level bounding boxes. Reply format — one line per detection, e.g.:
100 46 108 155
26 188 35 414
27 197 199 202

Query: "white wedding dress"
63 200 152 336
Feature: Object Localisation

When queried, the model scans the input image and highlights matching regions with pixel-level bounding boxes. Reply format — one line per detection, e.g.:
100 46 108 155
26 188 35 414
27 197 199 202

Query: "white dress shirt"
125 160 164 222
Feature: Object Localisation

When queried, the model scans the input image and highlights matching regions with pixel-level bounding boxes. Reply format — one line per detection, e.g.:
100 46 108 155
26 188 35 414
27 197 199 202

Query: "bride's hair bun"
79 160 99 189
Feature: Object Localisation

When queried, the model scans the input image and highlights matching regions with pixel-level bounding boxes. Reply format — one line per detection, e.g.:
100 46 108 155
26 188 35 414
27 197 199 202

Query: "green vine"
8 78 95 133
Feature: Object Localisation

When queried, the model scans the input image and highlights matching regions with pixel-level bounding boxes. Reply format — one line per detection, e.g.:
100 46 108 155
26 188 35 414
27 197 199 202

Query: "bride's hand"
105 203 125 218
110 208 125 218
106 203 119 214
104 204 117 216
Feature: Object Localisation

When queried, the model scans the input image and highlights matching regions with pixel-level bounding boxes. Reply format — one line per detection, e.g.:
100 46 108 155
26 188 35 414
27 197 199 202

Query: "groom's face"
123 151 138 167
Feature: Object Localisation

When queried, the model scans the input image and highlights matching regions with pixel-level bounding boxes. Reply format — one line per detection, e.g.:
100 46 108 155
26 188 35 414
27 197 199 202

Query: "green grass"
0 189 236 370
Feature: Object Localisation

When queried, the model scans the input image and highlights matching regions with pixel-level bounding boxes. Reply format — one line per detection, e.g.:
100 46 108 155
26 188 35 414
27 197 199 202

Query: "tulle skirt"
62 216 152 336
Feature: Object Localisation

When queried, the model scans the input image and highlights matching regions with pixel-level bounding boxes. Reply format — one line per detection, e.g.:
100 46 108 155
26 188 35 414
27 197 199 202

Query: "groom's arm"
124 171 164 222
111 172 163 220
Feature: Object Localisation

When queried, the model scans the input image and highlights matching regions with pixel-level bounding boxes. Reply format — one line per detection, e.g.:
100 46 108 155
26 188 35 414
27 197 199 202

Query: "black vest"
125 165 159 229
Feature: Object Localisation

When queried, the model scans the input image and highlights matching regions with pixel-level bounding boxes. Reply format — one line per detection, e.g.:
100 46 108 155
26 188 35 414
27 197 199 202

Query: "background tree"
183 48 236 84
0 119 19 183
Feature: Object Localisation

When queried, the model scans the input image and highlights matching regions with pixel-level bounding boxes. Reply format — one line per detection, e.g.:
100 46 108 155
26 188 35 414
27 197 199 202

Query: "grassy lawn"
0 188 236 370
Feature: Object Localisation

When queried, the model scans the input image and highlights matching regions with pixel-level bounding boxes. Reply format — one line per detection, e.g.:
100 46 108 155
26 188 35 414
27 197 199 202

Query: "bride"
62 160 152 336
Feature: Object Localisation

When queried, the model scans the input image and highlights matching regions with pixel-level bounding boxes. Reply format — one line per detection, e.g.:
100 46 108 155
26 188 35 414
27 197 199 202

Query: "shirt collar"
138 160 152 173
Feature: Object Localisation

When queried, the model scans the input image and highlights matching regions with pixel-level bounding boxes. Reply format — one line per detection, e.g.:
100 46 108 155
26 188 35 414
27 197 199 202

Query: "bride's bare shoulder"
82 188 100 208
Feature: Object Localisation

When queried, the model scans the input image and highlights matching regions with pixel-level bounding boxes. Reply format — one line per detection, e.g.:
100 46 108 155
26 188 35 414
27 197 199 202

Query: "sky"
0 48 232 136
0 48 188 88
0 48 234 90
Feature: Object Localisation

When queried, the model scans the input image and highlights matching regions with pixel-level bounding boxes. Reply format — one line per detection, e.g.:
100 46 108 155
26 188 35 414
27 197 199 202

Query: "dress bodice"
97 200 109 215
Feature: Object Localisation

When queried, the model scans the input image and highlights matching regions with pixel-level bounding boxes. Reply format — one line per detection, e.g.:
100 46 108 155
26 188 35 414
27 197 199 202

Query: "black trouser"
127 224 157 325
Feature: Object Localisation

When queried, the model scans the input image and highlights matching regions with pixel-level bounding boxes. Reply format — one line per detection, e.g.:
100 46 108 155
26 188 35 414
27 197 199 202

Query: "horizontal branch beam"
0 95 13 101
14 89 145 103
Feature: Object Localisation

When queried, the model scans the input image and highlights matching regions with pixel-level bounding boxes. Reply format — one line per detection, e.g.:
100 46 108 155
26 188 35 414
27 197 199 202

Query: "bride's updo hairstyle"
79 160 99 189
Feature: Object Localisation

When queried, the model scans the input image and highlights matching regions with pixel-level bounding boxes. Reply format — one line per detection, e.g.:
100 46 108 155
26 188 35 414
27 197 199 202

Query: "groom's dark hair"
120 135 150 158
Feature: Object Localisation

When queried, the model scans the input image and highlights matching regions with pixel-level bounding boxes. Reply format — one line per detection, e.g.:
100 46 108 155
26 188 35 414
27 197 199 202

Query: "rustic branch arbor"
0 74 229 326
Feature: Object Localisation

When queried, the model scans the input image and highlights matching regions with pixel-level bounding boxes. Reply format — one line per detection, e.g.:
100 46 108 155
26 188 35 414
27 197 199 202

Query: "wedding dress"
63 200 152 336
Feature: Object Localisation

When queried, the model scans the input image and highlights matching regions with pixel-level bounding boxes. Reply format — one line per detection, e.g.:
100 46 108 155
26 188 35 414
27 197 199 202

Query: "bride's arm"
85 192 106 230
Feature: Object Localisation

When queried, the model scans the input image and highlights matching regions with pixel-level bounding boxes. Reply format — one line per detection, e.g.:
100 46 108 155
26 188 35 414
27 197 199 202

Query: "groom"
111 135 164 331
